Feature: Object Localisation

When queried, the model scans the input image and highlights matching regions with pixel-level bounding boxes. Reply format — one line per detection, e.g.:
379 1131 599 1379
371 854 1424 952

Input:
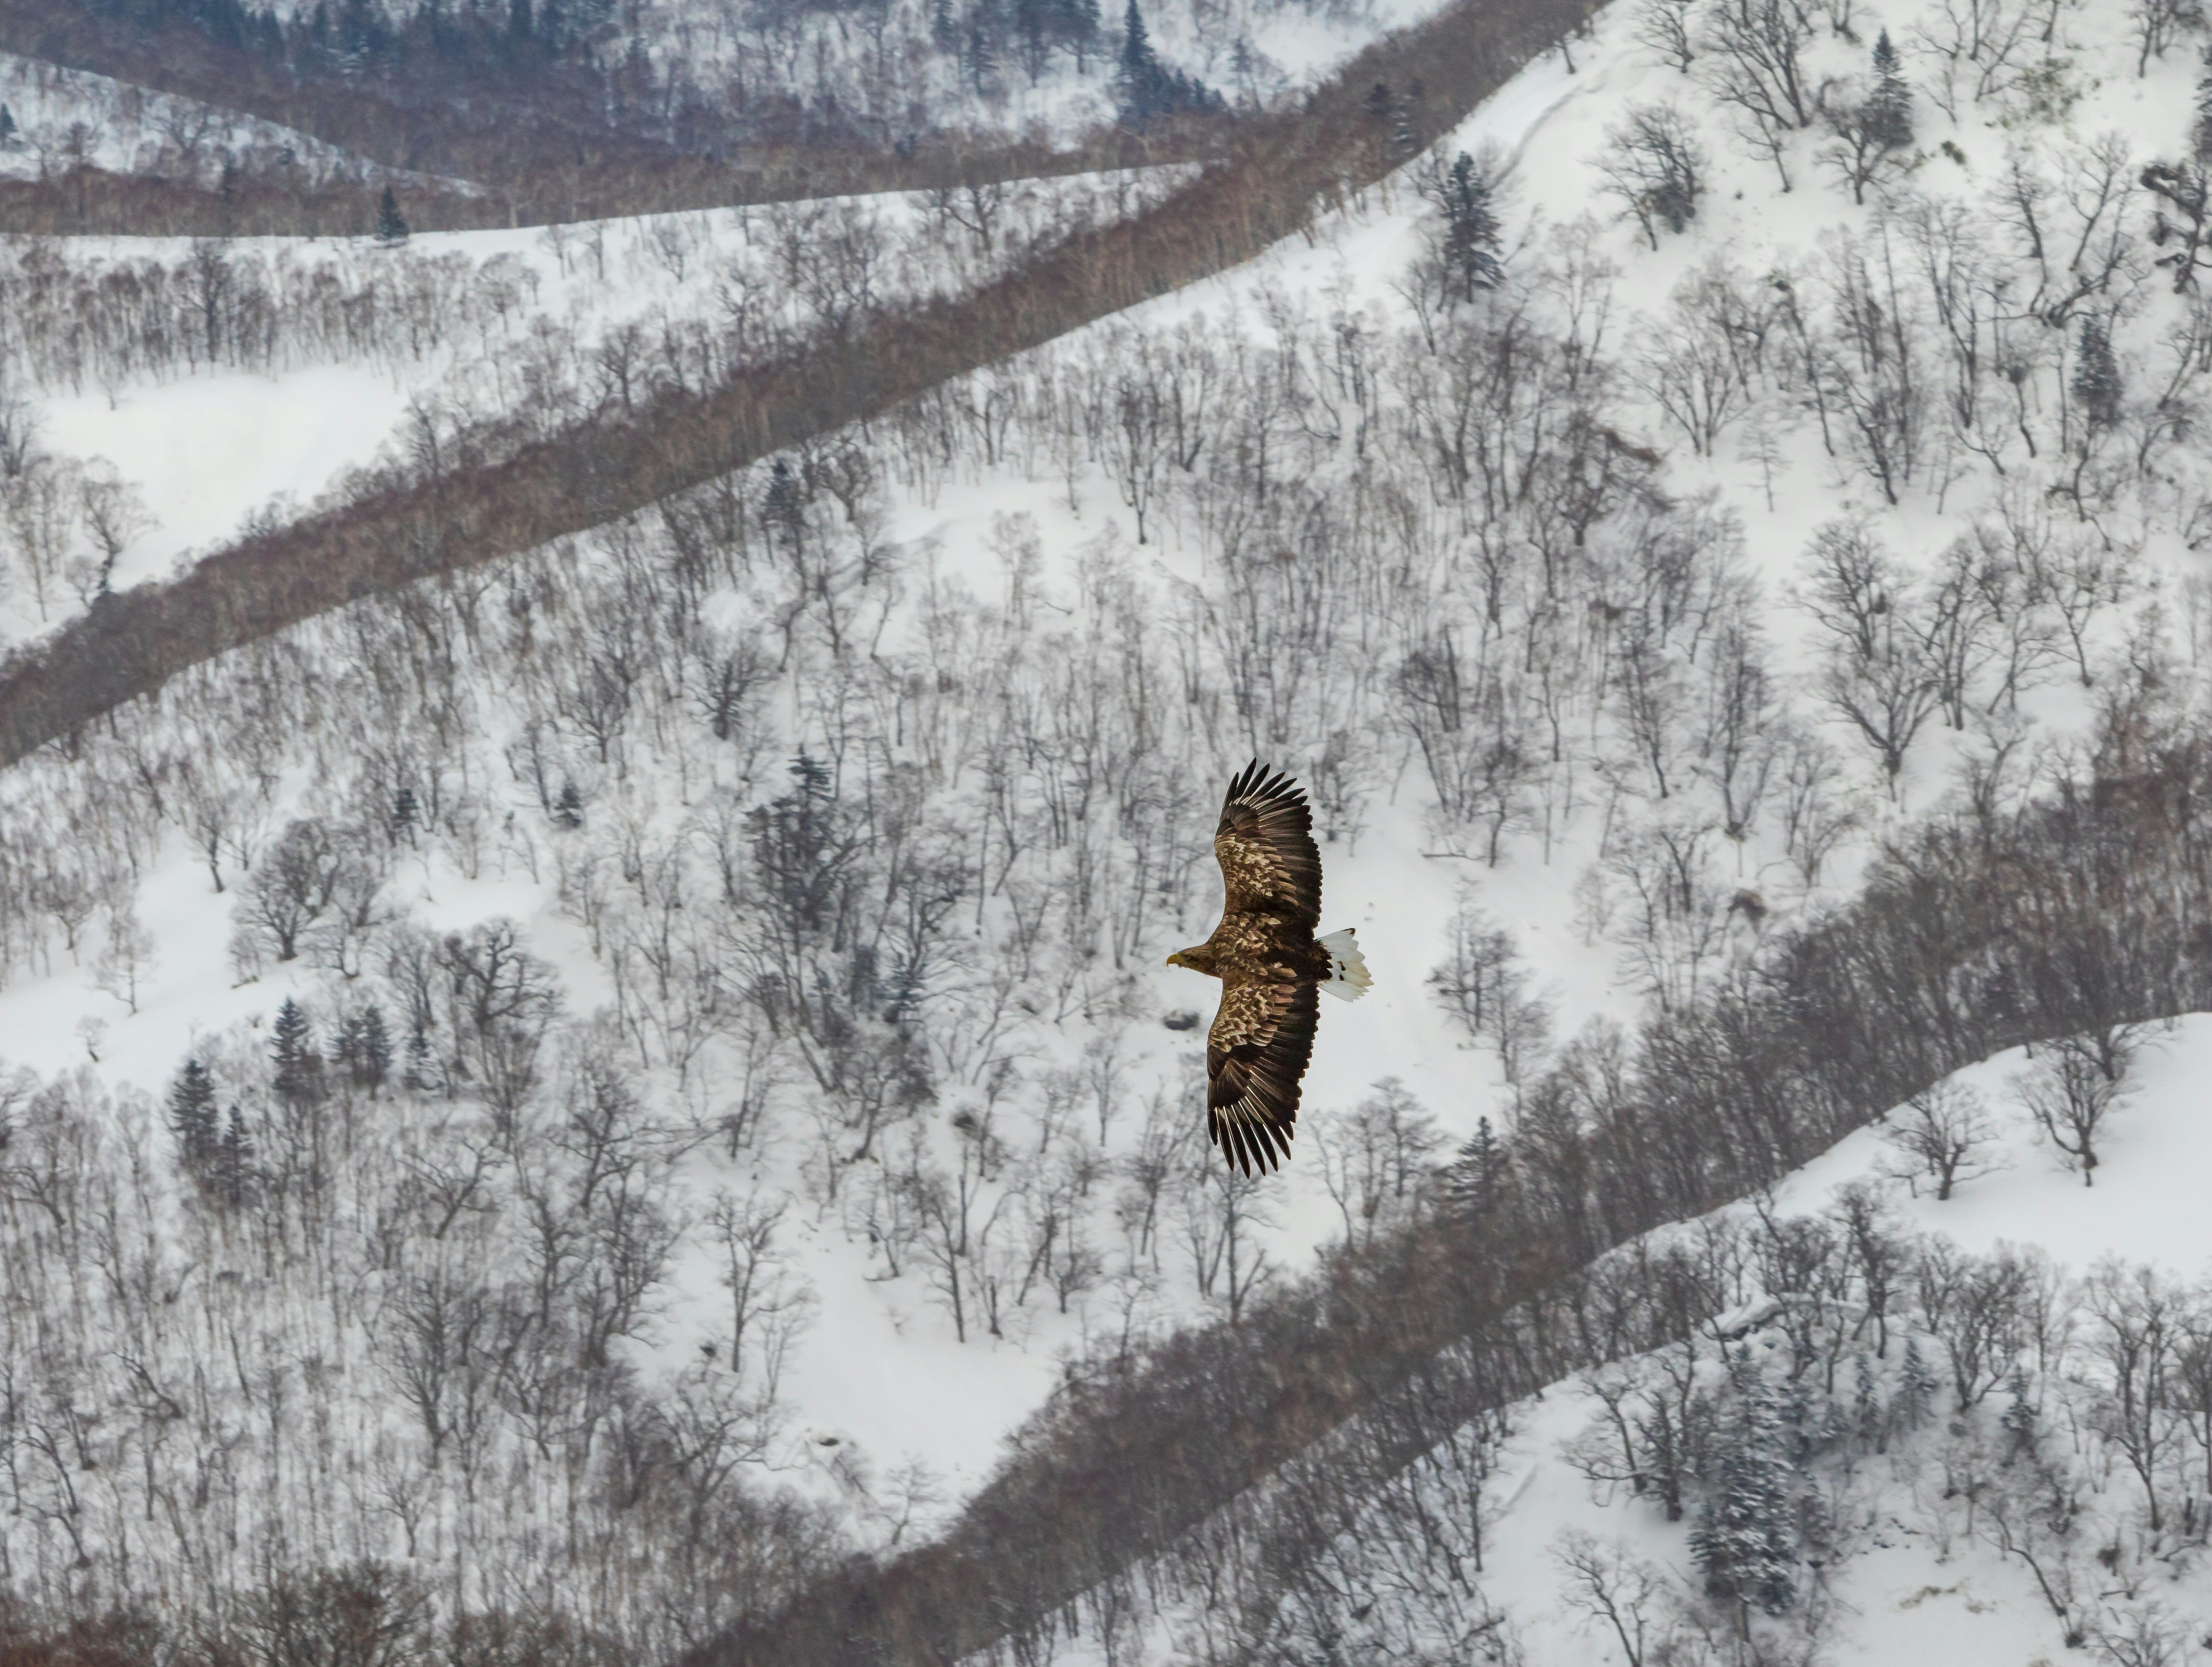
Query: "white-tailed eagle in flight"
1166 761 1370 1173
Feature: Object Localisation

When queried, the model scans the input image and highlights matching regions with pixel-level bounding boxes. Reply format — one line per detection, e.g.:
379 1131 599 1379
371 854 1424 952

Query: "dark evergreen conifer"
880 954 926 1023
1443 1116 1509 1224
1778 1370 1817 1466
1114 0 1216 126
1690 1345 1799 1616
404 1021 437 1092
1852 1351 1884 1449
337 1006 394 1094
2073 313 2123 429
553 779 586 829
375 185 410 244
272 996 311 1056
1866 30 1912 148
167 1059 220 1171
1117 0 1162 117
1120 0 1152 78
1014 0 1052 78
967 19 997 91
216 1105 254 1207
272 997 326 1108
1442 151 1505 299
764 458 806 550
2001 1363 2039 1456
0 105 16 148
1897 1336 1939 1428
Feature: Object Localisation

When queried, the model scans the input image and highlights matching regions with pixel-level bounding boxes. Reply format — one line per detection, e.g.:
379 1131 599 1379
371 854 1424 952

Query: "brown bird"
1166 761 1371 1174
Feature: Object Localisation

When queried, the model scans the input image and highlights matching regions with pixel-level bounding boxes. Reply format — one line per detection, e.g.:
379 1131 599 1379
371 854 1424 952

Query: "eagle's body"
1167 761 1370 1173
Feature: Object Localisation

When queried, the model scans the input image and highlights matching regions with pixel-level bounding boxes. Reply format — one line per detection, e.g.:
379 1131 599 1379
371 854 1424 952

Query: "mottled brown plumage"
1165 761 1370 1174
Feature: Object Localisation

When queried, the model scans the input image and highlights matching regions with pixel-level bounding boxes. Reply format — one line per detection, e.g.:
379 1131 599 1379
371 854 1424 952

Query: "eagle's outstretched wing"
1206 978 1319 1175
1214 759 1322 930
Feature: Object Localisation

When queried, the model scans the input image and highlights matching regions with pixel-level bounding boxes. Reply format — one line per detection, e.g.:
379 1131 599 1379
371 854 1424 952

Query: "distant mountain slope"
0 0 1596 768
0 0 1396 209
1071 1010 2212 1666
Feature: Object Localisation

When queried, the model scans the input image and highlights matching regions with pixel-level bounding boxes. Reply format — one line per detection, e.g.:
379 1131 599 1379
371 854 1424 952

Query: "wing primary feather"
1212 760 1323 929
1203 980 1317 1175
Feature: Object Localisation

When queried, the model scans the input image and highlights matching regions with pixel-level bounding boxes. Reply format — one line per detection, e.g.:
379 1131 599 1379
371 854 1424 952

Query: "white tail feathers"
1319 928 1371 1002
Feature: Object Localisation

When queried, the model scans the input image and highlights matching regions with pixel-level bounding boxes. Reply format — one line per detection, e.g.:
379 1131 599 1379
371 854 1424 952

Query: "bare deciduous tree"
233 816 349 966
706 1189 814 1396
2017 1028 2143 1184
1633 0 1699 72
1554 1530 1671 1667
1597 102 1710 250
1312 1080 1442 1250
1798 520 1940 785
1880 1080 2007 1199
1428 903 1552 1084
1912 0 2040 116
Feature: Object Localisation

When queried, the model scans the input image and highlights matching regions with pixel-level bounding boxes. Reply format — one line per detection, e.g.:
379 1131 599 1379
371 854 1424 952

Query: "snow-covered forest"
0 160 1193 636
8 0 2212 1659
0 0 1395 195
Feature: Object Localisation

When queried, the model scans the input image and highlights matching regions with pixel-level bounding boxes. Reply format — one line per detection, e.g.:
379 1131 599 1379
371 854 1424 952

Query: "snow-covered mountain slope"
6 0 2212 1651
15 0 1432 184
232 0 1434 144
0 51 426 189
1035 1015 2212 1665
0 162 1193 646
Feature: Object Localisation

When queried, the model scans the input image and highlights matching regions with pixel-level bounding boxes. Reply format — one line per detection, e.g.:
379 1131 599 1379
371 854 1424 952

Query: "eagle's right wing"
1206 977 1319 1175
1213 760 1322 930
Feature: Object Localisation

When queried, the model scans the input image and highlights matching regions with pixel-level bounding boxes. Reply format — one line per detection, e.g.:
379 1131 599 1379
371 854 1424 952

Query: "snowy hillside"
1026 1016 2212 1665
5 0 2212 1655
0 52 413 188
0 162 1192 645
9 0 1432 173
619 0 1434 137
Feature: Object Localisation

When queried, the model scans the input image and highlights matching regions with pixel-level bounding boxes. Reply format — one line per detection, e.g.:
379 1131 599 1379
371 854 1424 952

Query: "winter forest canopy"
16 0 2212 1661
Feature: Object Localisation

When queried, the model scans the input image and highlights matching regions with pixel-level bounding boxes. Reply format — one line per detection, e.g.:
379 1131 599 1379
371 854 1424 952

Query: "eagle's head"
1166 945 1212 974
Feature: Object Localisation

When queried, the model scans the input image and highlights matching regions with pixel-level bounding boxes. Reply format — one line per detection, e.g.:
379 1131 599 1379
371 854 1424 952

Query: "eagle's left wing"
1206 977 1319 1175
1213 760 1322 929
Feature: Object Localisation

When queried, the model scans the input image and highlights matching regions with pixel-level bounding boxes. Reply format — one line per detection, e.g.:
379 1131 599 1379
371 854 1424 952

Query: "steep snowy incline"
1042 1014 2212 1665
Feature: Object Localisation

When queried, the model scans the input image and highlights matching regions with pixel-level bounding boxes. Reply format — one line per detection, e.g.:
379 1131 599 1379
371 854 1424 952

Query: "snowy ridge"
1024 1017 2212 1665
0 52 433 191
